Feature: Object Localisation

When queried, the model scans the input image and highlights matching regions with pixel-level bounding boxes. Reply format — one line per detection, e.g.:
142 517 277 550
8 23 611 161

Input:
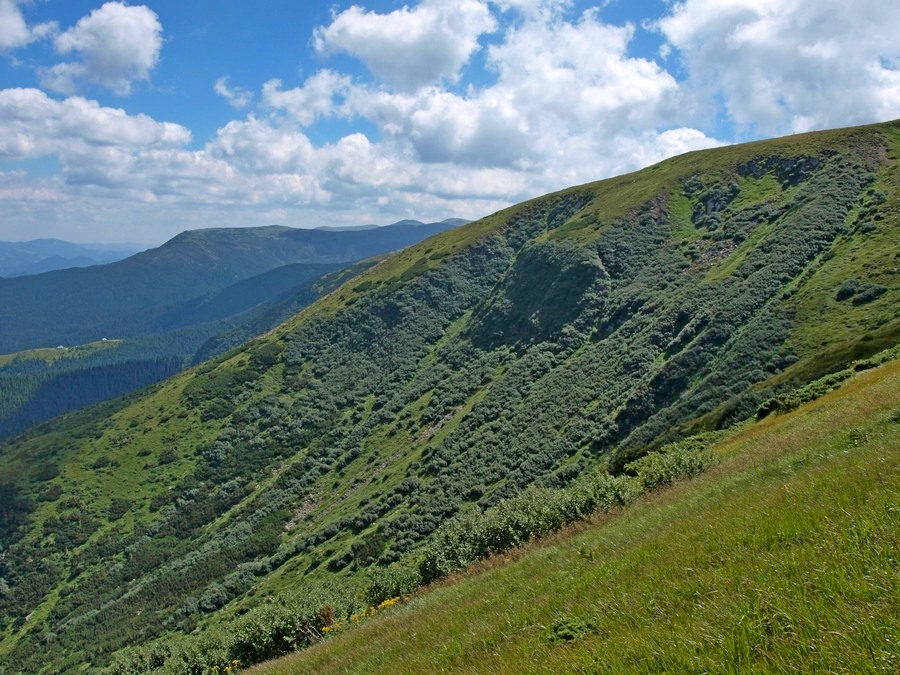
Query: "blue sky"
1 0 898 244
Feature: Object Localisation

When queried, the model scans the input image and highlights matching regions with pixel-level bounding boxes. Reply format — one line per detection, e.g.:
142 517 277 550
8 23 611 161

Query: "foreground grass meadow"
254 359 899 674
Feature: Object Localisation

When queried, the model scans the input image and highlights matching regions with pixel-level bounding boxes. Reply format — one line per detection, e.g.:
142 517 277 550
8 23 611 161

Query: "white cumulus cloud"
313 0 497 91
40 1 162 95
261 70 351 126
0 88 190 160
328 4 708 181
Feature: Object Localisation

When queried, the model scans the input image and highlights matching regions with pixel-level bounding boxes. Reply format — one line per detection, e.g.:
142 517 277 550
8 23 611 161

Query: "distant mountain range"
313 218 468 233
0 219 464 354
0 239 145 278
0 218 463 435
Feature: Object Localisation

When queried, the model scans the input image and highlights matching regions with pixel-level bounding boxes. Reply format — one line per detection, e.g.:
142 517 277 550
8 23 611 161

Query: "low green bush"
756 345 899 420
625 440 715 491
416 437 718 584
104 588 355 674
365 562 421 606
417 471 642 583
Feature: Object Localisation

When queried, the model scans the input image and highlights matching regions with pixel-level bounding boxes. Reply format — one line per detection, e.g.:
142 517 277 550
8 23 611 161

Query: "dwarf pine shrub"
417 472 640 583
625 441 715 491
756 345 900 420
104 588 355 674
365 562 421 606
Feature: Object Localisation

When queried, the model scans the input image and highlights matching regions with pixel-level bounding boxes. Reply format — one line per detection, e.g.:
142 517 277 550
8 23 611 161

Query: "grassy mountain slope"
0 120 897 672
258 358 899 674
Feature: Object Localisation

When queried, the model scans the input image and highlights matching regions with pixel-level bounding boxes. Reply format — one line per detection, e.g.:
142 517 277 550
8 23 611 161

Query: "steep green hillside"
0 121 897 672
258 357 899 674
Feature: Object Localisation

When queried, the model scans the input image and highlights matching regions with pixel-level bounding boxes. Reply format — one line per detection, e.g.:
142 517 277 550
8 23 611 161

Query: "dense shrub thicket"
103 584 355 674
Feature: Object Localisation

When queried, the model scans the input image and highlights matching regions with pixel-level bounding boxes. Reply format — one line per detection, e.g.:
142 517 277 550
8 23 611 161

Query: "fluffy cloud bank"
0 0 898 241
41 2 162 95
0 88 189 158
313 0 497 91
266 4 717 179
